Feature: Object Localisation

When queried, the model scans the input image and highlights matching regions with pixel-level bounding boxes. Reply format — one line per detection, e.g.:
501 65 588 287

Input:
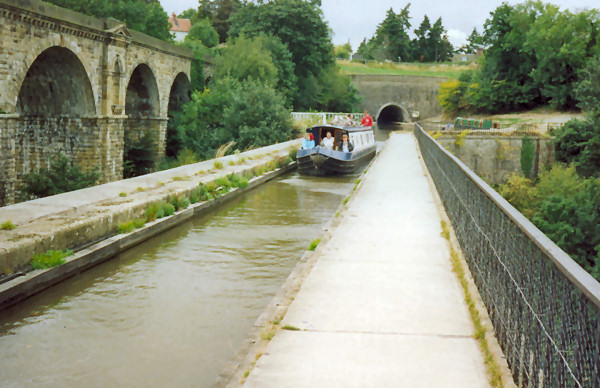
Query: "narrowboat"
297 125 376 176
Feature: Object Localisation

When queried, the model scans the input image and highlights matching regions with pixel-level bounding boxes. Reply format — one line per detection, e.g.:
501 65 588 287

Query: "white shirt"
322 137 334 149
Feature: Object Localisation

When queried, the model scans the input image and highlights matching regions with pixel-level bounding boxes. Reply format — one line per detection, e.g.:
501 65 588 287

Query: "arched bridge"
0 0 193 206
350 74 446 125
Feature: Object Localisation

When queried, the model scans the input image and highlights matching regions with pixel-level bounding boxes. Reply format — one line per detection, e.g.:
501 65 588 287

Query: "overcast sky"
159 0 600 50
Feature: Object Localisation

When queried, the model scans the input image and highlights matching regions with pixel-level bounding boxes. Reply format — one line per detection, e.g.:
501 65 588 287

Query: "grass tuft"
32 249 73 269
119 192 127 197
282 324 300 331
444 221 504 387
214 161 223 169
308 238 320 251
117 217 147 234
1 220 16 230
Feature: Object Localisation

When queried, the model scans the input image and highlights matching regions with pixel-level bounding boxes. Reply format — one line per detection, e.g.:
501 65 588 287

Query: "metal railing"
414 124 600 387
420 122 561 135
291 112 364 126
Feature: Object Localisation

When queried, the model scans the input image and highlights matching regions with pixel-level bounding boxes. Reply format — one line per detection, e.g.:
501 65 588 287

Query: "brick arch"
16 46 96 116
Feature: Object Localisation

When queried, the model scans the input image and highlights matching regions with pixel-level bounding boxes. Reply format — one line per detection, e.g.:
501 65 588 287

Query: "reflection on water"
0 173 356 388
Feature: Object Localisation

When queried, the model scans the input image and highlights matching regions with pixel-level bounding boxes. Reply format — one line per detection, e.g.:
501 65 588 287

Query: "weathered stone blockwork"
436 134 555 184
0 0 192 206
350 74 446 121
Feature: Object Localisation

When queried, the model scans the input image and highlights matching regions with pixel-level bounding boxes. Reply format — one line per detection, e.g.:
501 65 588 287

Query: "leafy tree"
214 35 278 86
21 153 100 200
427 17 454 62
460 28 483 54
43 0 173 41
185 18 219 48
179 39 208 92
228 0 357 110
554 115 600 178
197 0 242 43
526 4 600 109
177 8 197 20
533 178 600 277
412 15 431 61
371 6 412 62
498 174 539 219
254 34 297 107
335 42 353 59
174 78 292 160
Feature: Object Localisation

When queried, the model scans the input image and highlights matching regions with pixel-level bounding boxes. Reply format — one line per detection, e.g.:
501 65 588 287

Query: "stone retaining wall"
435 134 554 184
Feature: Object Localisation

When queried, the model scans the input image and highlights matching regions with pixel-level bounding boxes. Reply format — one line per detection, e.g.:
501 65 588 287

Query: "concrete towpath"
242 132 490 387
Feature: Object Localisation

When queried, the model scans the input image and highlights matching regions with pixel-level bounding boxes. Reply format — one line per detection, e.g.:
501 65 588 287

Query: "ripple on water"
0 173 355 387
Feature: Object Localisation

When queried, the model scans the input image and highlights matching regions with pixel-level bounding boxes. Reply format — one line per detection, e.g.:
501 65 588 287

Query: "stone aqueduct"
0 0 193 206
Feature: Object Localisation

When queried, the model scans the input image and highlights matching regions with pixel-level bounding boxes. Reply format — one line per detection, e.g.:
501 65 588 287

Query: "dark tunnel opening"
377 104 409 125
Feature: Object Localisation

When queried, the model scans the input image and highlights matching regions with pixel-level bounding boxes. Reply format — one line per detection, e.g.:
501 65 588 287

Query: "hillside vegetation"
338 59 473 79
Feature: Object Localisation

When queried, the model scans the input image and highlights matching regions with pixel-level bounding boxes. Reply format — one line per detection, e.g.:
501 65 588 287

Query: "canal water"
0 172 358 387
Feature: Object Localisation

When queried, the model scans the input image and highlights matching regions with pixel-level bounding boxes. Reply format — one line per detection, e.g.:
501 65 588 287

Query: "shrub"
520 135 535 178
498 174 539 219
32 249 73 269
20 153 100 200
123 131 157 178
1 220 16 230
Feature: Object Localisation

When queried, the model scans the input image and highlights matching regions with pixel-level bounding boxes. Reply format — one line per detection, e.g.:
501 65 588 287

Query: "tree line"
439 1 600 115
451 2 600 281
354 5 454 63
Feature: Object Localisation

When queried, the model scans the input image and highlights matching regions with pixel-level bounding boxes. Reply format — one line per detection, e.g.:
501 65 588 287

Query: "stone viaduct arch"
0 0 193 206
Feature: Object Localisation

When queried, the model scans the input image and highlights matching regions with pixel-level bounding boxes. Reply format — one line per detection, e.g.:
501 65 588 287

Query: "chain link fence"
414 124 600 387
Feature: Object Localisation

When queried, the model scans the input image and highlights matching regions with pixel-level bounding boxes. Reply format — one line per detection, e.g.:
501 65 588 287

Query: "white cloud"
446 29 468 49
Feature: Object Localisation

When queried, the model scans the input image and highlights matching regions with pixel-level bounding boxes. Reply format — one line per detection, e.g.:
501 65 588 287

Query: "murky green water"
0 173 357 387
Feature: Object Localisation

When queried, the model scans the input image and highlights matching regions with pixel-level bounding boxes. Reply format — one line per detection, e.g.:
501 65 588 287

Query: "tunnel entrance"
376 103 409 125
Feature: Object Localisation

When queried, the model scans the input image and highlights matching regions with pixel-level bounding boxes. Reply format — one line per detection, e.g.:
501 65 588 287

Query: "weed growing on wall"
32 249 73 269
1 220 16 230
308 239 320 251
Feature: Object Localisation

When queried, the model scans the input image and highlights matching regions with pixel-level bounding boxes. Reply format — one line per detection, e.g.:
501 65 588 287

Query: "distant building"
452 48 483 63
168 13 191 42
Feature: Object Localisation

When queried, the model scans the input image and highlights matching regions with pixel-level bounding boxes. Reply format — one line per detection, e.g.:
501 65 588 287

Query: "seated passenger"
302 133 315 149
337 133 354 152
320 131 334 149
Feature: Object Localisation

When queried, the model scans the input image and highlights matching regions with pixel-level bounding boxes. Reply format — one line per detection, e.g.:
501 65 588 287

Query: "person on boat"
361 111 373 128
321 131 334 149
302 133 315 149
337 133 354 153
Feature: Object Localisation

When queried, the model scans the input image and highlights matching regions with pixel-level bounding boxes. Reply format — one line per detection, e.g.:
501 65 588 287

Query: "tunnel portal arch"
16 46 96 116
376 103 410 125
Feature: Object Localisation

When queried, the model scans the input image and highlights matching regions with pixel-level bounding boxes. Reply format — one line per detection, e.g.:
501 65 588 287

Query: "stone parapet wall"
0 140 300 274
435 134 555 184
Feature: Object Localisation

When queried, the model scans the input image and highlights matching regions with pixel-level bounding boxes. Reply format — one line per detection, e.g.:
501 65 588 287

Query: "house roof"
168 13 191 33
